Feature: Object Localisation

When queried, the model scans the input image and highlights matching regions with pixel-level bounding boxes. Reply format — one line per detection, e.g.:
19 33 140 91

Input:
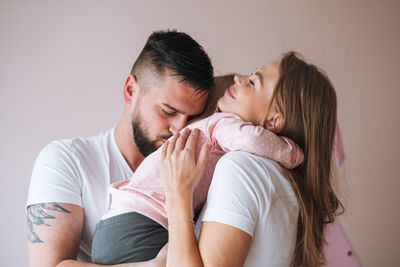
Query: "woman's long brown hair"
188 73 235 124
196 52 343 266
273 51 344 266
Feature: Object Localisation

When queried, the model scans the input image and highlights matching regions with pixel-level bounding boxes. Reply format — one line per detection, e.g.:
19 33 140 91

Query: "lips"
225 86 236 99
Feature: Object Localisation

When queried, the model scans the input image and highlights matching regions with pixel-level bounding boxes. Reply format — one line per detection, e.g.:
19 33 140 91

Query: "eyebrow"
255 71 264 87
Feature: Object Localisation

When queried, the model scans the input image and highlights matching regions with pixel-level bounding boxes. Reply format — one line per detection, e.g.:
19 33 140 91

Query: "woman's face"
217 60 280 126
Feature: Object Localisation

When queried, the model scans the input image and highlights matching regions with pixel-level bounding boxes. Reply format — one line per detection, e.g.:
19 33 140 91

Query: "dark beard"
131 120 157 157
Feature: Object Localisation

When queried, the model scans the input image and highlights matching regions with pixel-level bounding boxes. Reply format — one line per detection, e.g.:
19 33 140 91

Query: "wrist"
166 190 192 202
168 218 194 227
166 194 194 220
166 193 192 210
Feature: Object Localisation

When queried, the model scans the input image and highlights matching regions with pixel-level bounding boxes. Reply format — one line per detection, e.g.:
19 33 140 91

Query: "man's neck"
114 119 145 172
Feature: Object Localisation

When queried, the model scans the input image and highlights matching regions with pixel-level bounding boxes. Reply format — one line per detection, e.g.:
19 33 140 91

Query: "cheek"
147 107 171 135
236 96 265 123
147 119 164 137
133 102 158 135
249 99 271 124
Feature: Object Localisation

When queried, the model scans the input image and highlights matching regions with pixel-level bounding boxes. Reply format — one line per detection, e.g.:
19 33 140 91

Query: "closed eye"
161 109 176 116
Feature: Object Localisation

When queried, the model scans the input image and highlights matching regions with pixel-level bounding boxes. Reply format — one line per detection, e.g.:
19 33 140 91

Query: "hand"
160 128 212 200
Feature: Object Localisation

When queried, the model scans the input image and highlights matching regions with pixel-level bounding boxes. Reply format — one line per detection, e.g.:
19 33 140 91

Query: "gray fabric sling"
91 212 168 264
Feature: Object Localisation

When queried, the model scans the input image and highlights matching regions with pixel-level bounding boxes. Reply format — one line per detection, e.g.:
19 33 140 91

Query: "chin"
218 107 227 113
217 100 226 112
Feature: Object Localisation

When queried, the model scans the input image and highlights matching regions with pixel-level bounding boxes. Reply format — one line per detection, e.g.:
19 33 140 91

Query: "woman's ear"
123 74 138 104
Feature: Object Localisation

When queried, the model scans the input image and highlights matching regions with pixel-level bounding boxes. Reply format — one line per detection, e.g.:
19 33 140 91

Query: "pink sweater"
108 113 303 228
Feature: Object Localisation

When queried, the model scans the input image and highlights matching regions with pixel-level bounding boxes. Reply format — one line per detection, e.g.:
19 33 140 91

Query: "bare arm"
198 222 251 267
166 196 252 267
28 202 89 267
27 202 164 267
160 129 251 267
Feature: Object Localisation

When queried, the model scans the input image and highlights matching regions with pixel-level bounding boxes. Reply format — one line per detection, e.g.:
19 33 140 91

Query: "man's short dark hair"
131 30 214 93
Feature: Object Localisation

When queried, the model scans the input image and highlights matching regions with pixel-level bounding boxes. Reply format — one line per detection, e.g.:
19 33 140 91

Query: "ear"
265 111 283 132
123 74 138 104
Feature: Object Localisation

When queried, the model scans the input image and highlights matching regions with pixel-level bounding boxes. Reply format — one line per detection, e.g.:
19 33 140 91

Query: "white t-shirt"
26 128 133 261
195 151 299 267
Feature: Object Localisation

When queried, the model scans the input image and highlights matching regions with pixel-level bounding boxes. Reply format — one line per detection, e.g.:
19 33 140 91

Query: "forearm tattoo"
27 203 70 243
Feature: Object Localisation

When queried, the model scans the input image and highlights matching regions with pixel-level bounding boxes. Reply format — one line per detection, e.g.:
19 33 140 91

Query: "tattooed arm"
27 202 85 266
27 203 165 267
27 203 71 243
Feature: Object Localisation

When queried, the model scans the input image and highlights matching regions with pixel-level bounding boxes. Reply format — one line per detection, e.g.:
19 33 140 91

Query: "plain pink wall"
1 0 399 266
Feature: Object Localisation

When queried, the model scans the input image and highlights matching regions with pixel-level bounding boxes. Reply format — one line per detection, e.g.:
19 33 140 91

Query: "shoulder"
211 151 296 208
210 152 276 201
210 112 247 125
199 152 297 238
214 151 281 184
204 112 243 120
219 151 294 196
27 129 114 207
199 152 281 236
189 113 244 128
32 128 115 180
37 129 113 164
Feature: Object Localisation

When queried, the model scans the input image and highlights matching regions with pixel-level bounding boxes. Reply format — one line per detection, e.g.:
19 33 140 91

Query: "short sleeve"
199 151 273 236
26 140 83 208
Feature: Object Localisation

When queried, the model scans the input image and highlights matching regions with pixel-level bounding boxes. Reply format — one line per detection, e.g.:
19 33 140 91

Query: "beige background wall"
1 0 399 266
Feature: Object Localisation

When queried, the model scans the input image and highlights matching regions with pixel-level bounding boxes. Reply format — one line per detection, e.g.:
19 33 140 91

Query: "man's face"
130 74 208 156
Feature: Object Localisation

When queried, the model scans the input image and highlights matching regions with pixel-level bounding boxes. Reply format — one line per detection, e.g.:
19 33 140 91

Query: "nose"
234 74 245 86
169 116 188 135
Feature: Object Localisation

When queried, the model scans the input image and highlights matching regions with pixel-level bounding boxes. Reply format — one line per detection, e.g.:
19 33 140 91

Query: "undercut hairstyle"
131 30 214 94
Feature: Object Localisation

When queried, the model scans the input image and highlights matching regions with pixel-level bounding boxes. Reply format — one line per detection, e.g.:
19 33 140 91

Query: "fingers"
175 128 191 151
167 132 179 156
185 128 199 153
161 141 168 161
197 141 212 172
163 128 203 163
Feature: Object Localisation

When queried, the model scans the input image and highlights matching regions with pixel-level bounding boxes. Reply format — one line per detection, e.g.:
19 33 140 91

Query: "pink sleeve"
210 115 304 169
